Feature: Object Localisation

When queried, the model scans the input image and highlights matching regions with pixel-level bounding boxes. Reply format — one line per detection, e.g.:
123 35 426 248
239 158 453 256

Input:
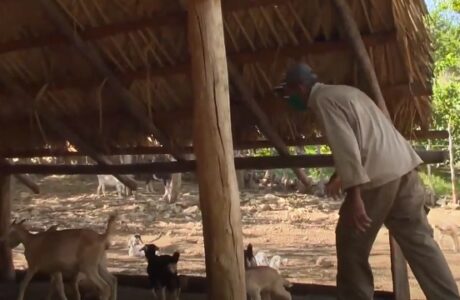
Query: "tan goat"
6 214 117 300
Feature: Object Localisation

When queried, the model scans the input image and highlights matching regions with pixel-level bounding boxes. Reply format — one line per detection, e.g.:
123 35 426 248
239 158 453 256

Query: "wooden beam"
38 0 186 162
0 151 448 175
1 158 40 193
188 0 245 298
0 75 137 191
331 0 409 298
15 31 398 96
0 0 285 55
331 0 390 118
12 174 40 194
0 130 447 158
0 175 14 281
228 62 316 189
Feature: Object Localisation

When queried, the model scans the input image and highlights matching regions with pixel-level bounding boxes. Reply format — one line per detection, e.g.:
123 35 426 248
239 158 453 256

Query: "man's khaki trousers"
336 170 460 300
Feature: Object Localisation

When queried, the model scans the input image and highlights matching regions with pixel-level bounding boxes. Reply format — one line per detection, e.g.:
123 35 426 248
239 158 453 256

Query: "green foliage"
419 171 460 196
425 0 460 161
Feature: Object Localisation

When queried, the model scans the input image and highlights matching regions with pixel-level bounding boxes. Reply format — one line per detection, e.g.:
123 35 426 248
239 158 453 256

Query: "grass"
419 169 460 197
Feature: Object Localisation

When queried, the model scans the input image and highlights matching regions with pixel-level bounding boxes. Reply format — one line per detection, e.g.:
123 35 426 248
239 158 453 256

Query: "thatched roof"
0 0 432 155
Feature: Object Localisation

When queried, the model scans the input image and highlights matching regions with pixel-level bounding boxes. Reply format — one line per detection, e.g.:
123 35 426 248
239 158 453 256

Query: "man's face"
285 83 308 111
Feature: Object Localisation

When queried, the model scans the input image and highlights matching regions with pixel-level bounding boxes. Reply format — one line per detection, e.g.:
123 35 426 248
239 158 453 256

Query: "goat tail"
103 213 118 240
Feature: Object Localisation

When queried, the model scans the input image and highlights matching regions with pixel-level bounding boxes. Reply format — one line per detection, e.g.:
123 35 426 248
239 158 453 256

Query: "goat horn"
151 232 163 242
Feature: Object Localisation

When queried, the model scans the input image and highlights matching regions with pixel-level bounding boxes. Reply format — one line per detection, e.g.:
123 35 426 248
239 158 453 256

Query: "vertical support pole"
331 0 409 298
0 175 14 281
188 0 246 299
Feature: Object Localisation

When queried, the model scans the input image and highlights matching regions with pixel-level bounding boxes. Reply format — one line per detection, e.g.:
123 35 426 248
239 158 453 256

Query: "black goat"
141 244 181 300
244 243 258 269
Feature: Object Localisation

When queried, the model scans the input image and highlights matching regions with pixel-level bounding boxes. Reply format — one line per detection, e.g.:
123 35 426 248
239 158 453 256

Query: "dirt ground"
9 175 460 300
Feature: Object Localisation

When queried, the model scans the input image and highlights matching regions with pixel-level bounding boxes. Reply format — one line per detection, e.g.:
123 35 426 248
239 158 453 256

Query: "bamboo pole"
188 0 245 298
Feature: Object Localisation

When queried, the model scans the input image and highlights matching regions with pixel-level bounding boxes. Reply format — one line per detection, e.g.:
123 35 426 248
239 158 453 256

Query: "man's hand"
342 187 372 233
326 172 342 199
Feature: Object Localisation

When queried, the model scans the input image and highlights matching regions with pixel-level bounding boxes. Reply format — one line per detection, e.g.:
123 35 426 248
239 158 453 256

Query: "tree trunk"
448 121 457 205
188 0 246 298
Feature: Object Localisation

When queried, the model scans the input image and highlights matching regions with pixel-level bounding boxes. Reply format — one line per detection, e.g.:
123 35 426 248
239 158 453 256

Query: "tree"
426 0 460 161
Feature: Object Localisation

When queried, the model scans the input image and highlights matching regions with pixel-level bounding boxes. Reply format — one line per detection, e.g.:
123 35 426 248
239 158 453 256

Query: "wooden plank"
0 175 14 281
0 151 448 175
188 0 246 298
12 269 395 297
38 0 186 162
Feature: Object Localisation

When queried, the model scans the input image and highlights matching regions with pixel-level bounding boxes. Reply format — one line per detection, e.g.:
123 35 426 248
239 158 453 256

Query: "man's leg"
385 171 460 300
336 179 400 300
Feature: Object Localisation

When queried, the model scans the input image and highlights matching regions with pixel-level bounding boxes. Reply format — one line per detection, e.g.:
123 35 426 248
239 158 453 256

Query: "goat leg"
54 273 69 300
17 269 36 300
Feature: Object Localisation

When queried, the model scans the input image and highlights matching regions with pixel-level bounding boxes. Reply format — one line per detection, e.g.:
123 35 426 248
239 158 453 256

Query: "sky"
426 0 436 11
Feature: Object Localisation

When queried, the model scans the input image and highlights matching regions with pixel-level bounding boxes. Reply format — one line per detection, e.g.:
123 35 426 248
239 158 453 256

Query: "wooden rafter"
37 0 186 162
0 74 137 191
0 151 448 175
0 0 287 55
11 31 398 96
228 62 312 188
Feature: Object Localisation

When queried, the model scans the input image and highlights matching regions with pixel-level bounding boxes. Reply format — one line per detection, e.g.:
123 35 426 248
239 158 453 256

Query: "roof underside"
0 0 432 155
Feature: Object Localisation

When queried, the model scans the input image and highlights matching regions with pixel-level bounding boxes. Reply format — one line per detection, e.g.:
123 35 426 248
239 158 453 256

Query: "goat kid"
96 175 135 199
141 244 181 300
244 244 292 300
436 223 460 252
6 215 118 300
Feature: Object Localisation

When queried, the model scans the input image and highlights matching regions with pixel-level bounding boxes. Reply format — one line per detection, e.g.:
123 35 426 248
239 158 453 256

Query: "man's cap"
274 63 318 99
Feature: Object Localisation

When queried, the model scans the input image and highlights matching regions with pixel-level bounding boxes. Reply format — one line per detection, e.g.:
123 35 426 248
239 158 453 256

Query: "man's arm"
314 99 372 231
314 99 370 190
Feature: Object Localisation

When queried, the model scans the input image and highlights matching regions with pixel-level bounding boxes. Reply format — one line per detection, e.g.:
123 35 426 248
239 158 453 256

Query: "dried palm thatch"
0 0 432 155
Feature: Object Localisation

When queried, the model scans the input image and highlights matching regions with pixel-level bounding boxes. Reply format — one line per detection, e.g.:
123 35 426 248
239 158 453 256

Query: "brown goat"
6 214 117 300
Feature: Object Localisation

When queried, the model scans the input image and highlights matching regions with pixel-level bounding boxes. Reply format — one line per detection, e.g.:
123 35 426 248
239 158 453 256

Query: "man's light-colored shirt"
308 83 423 190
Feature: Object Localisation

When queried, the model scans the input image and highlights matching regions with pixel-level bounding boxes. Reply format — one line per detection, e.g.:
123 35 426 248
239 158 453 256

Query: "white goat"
6 215 118 300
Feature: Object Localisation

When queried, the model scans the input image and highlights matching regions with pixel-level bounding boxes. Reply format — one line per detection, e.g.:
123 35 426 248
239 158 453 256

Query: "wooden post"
448 121 457 205
331 0 409 298
0 175 14 281
188 0 246 299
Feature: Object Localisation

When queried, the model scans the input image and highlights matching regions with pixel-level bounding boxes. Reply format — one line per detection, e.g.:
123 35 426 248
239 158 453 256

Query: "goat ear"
173 252 180 261
247 243 253 255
